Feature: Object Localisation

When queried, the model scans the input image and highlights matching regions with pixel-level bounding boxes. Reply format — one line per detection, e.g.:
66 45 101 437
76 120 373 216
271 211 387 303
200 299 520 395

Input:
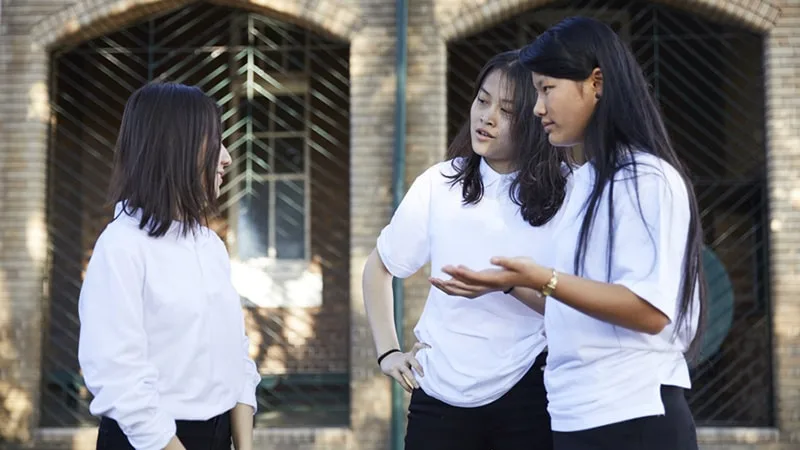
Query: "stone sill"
35 426 353 447
697 427 781 443
35 426 779 445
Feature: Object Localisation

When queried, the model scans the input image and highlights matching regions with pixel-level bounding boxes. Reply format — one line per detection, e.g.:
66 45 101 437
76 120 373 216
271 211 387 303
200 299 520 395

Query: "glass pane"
275 180 305 259
250 139 271 176
274 138 304 173
286 27 305 48
243 96 273 134
261 24 282 48
287 50 305 71
255 51 282 73
274 95 305 132
237 180 270 260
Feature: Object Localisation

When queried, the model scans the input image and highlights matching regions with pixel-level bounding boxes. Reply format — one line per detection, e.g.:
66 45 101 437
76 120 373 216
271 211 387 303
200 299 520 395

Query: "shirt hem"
416 342 547 408
550 401 667 432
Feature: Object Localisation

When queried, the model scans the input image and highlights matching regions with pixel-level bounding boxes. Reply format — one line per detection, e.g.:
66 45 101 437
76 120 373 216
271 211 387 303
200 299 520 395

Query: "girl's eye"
542 86 553 93
501 108 513 115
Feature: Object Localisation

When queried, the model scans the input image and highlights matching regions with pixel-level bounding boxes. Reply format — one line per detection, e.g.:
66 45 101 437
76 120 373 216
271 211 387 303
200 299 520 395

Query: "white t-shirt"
544 152 701 431
78 203 261 450
377 157 550 408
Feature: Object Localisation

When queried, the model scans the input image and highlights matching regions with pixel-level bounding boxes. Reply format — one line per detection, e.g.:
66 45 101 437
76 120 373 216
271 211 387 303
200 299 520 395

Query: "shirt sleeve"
609 166 692 322
78 235 176 450
376 167 434 279
237 328 261 412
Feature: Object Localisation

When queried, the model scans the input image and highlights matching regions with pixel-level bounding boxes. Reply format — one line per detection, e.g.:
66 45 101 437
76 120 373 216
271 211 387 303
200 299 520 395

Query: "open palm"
442 257 542 290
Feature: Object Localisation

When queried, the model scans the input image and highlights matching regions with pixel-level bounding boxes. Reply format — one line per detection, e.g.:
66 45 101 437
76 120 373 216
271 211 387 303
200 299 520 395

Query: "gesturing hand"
380 342 430 393
442 257 546 291
429 275 501 299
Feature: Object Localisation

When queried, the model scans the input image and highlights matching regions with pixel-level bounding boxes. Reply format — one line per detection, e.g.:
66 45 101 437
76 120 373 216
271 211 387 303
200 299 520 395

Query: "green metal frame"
391 1 408 449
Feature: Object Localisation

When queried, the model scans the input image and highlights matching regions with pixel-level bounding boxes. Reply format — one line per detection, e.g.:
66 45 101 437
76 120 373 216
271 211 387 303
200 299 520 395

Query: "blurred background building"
0 0 798 449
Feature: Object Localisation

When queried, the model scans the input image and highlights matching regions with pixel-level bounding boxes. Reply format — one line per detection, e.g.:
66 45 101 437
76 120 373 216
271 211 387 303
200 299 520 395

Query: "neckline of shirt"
114 201 214 242
479 157 517 186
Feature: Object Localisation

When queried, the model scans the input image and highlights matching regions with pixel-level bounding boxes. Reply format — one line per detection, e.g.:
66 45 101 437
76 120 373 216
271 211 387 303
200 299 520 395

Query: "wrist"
530 265 553 288
377 348 401 366
538 268 559 297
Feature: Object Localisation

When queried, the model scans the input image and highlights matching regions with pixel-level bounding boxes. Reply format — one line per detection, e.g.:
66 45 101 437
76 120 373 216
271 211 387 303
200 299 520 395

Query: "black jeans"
405 352 552 450
96 412 231 450
552 385 698 450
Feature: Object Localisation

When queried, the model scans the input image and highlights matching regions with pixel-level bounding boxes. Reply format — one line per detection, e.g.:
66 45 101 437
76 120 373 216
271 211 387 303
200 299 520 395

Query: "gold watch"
540 269 558 297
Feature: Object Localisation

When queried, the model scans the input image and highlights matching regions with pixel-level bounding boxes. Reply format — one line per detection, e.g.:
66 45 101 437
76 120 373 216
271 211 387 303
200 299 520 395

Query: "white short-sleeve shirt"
544 152 701 431
377 157 552 408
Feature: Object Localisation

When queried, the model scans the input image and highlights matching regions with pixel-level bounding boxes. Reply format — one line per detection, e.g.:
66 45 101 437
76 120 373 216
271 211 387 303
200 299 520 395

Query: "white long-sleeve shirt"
78 203 261 450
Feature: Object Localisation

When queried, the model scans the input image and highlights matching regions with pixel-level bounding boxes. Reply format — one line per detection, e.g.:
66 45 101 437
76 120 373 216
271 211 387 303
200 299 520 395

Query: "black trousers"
552 385 698 450
405 352 552 450
96 412 231 450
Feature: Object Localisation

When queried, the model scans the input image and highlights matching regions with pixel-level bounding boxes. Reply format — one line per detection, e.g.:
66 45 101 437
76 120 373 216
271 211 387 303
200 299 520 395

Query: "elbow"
642 314 670 335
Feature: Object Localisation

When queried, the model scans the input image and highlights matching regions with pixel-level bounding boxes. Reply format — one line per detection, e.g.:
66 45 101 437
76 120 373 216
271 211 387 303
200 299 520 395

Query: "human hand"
429 275 502 298
442 257 547 291
380 342 430 393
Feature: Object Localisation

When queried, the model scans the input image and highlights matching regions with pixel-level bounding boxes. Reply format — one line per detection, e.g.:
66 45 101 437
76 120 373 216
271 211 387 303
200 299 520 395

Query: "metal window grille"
447 0 772 427
42 2 351 428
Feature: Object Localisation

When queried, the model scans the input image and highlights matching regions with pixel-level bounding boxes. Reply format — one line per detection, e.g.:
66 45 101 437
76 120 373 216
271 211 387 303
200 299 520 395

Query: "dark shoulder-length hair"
520 17 706 354
445 49 565 227
108 82 223 237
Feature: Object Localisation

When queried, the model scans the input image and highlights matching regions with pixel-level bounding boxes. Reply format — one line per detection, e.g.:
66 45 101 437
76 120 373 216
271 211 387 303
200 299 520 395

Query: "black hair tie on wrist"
377 349 401 366
504 286 515 294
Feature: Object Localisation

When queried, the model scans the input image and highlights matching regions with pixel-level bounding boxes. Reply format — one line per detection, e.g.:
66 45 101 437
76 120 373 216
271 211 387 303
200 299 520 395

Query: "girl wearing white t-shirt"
444 17 706 450
362 50 563 450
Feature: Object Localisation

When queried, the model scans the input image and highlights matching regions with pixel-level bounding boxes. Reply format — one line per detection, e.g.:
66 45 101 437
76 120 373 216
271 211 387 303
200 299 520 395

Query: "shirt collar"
479 157 517 186
114 201 213 242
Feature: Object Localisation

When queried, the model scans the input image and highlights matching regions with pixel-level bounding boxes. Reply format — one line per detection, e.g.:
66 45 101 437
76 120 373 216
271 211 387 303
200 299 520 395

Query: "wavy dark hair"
520 17 706 354
108 82 223 237
445 50 565 226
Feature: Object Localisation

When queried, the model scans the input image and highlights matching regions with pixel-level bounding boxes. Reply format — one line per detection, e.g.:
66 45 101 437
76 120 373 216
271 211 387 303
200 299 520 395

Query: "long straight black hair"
520 17 706 353
446 50 565 226
108 82 223 237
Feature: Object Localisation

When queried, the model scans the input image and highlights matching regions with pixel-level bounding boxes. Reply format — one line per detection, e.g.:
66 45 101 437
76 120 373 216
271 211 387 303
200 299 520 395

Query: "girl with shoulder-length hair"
362 49 564 450
78 82 261 450
445 17 707 450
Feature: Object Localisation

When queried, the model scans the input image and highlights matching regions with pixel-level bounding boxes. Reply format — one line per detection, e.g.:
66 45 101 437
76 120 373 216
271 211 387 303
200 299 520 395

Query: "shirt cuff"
616 278 675 322
238 377 259 414
376 239 413 279
126 410 176 450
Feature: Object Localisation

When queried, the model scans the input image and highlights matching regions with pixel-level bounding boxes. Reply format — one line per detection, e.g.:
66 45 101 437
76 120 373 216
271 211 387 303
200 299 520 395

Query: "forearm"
547 271 669 334
164 436 186 450
80 357 177 449
231 403 255 450
510 287 545 315
363 249 402 355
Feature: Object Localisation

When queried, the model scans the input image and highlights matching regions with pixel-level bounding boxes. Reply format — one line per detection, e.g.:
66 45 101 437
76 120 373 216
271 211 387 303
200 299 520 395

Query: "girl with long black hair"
444 17 706 450
362 50 563 450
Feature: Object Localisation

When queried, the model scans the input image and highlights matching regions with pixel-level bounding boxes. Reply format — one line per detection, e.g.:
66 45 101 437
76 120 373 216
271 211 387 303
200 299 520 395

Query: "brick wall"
0 0 396 448
0 0 798 449
766 0 800 446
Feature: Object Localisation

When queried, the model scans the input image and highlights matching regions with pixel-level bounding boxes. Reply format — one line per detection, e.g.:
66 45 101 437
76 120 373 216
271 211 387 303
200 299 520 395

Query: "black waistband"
533 350 548 368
